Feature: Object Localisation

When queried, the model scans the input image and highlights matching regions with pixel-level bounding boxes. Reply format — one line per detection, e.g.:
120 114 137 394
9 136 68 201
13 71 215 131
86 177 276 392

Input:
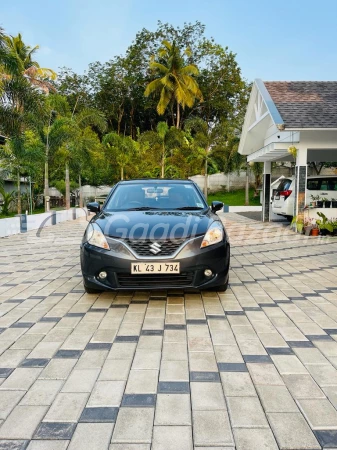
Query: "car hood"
93 210 217 240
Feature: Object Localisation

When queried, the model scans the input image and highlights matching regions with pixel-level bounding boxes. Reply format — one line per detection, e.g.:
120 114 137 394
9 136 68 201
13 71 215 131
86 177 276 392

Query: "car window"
307 178 337 191
104 183 207 211
275 179 292 192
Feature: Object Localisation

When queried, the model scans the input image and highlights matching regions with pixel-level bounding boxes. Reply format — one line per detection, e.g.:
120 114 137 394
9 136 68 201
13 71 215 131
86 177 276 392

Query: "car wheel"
285 215 293 222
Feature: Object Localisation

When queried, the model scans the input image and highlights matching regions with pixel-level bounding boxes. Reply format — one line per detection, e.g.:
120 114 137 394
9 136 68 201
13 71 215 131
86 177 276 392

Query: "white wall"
0 208 88 238
0 217 21 238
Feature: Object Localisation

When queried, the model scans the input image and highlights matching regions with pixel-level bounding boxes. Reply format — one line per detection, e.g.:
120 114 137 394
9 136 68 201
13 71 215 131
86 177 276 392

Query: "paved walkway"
0 214 337 450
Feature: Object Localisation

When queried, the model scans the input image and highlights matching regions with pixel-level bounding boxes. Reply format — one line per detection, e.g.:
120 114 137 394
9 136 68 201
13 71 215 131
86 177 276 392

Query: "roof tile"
264 81 337 128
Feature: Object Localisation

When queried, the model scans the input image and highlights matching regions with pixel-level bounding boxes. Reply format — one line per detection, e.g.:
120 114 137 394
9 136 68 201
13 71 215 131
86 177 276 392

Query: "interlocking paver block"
1 214 337 447
233 428 279 450
0 390 25 419
152 426 193 450
0 405 48 439
68 423 114 450
0 441 29 450
268 412 321 449
111 408 154 444
20 379 63 406
191 382 226 410
297 398 337 430
193 410 234 447
220 372 256 397
227 396 269 428
154 393 191 425
33 422 76 440
89 381 125 407
283 374 326 399
125 370 158 394
43 392 88 422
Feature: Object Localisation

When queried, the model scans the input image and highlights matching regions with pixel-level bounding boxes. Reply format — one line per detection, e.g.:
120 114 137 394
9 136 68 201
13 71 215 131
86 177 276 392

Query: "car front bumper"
80 236 230 291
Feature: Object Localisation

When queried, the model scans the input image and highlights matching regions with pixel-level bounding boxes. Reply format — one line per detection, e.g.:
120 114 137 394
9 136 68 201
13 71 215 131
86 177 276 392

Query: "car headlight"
201 222 224 248
84 223 109 250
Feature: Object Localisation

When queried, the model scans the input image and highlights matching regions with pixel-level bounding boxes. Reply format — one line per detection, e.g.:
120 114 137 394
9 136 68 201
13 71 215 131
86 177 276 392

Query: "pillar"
295 148 307 219
262 161 271 222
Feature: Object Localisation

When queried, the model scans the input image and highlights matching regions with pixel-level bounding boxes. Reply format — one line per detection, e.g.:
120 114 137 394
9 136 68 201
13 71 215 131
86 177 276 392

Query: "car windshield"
104 182 207 211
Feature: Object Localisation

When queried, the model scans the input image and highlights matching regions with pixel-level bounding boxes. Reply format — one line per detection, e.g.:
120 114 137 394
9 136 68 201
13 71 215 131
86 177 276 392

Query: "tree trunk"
204 157 208 200
65 163 70 209
44 159 49 211
161 144 165 178
176 103 180 129
17 171 21 214
245 166 249 206
79 174 83 208
121 166 124 180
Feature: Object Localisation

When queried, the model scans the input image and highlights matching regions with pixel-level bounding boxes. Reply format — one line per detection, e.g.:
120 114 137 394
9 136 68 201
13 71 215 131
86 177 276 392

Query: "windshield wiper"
176 206 204 210
126 206 161 211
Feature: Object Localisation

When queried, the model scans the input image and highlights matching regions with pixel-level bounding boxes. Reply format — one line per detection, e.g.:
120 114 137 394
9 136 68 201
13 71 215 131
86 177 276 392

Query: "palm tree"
144 40 203 129
3 33 56 92
139 122 185 178
185 117 227 199
103 132 138 180
48 107 106 208
0 30 55 213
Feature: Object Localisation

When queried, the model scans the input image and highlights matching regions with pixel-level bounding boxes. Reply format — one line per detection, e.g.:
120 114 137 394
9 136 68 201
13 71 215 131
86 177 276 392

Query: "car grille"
117 272 194 288
124 239 185 257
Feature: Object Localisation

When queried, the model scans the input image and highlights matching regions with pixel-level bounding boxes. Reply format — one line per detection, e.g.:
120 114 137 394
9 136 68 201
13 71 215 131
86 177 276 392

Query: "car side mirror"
87 202 100 213
211 201 223 213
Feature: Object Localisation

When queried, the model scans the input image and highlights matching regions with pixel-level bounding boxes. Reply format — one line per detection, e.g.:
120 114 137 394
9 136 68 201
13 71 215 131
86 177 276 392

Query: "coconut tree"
0 29 55 213
144 40 203 129
3 33 57 92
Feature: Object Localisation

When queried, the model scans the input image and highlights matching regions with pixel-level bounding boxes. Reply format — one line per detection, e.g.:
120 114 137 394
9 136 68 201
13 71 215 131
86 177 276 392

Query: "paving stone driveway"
0 213 337 450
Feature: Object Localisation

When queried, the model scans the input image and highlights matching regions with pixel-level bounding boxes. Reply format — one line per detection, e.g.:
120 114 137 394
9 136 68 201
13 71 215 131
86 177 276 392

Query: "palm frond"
149 62 168 75
144 78 163 97
157 88 172 115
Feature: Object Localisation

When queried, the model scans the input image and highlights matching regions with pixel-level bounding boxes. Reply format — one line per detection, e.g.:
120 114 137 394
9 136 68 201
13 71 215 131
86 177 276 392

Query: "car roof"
285 175 337 181
117 179 194 184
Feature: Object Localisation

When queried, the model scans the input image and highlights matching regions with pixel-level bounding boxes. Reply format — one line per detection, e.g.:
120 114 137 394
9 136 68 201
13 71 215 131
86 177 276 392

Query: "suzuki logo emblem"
149 242 162 255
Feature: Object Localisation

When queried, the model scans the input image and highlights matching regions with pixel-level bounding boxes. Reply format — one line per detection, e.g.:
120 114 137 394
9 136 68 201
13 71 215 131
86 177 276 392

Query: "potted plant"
331 198 337 208
311 223 320 236
321 197 331 208
316 212 334 236
310 194 319 207
316 196 323 208
303 217 314 236
291 216 304 234
330 219 337 236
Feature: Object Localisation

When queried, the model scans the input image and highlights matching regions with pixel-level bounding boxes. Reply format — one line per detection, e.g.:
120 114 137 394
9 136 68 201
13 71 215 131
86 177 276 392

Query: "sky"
1 0 337 82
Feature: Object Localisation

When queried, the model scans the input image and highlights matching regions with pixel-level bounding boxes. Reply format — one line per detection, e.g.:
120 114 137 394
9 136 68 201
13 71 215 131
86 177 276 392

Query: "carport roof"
264 81 337 128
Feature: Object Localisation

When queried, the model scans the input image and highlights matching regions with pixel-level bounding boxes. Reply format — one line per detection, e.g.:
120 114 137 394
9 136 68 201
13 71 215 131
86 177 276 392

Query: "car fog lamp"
204 269 213 277
99 271 107 280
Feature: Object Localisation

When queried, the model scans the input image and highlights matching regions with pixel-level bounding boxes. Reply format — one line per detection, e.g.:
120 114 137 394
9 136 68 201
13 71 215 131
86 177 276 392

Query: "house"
239 80 337 220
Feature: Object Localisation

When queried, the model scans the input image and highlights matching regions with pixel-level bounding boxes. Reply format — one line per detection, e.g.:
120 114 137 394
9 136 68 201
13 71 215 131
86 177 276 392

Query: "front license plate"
131 262 180 274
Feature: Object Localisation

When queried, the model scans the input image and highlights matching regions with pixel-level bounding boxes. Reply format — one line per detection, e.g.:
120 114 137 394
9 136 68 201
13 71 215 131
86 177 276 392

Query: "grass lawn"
0 206 66 219
208 188 261 206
